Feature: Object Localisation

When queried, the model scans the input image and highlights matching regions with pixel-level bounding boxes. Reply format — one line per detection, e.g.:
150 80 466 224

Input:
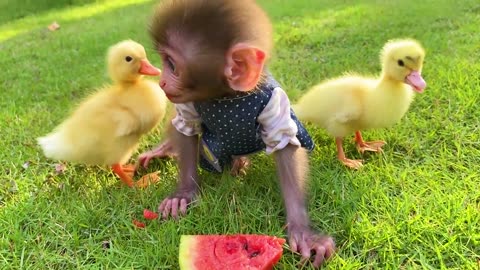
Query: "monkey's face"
158 47 183 102
158 46 231 104
149 0 273 104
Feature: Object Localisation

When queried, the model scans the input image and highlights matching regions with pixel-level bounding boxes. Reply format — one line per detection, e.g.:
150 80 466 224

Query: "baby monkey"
140 0 335 266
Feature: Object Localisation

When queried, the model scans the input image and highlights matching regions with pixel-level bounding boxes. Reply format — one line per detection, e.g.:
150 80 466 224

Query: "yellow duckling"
292 39 426 169
38 40 168 187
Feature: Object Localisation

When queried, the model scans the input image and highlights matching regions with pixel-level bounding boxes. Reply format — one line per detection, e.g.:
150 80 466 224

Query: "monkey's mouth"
165 93 181 102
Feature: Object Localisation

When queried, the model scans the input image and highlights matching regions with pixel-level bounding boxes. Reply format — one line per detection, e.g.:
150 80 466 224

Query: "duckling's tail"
37 130 72 161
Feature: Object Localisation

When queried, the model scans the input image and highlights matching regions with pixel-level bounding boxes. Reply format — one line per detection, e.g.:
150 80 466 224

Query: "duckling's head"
107 40 161 83
380 39 426 93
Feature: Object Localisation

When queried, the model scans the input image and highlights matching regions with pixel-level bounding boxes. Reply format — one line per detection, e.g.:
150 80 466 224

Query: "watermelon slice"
179 234 285 270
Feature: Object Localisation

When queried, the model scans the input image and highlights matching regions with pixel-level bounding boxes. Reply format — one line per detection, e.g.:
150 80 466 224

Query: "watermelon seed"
249 251 260 258
243 243 248 250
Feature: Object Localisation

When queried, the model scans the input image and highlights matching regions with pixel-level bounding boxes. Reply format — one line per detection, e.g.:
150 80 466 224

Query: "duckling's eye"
397 59 404 67
125 56 133 62
166 56 176 72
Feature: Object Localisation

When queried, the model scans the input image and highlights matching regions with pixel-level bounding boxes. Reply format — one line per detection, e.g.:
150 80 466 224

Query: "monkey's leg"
336 137 363 169
354 131 386 153
230 156 250 176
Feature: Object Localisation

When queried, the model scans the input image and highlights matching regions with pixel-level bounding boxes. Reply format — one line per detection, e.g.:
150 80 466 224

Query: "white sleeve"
257 87 301 154
171 102 202 136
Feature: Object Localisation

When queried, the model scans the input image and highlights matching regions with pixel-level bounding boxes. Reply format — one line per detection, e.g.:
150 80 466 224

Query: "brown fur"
149 0 272 92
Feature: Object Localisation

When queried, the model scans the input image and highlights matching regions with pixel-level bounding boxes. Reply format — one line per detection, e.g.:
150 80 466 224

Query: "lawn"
1 0 479 269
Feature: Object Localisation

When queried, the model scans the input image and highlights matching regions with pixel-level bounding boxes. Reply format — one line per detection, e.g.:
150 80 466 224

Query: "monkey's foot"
138 139 177 168
356 140 386 154
339 157 363 170
134 172 160 188
287 223 336 268
230 156 250 177
158 189 197 220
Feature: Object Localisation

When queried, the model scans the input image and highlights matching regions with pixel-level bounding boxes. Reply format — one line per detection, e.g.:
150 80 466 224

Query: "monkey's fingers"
288 237 299 254
308 236 336 267
137 149 162 169
298 239 312 264
179 199 188 216
138 143 177 169
322 236 336 259
170 198 180 219
159 199 172 219
138 153 155 169
311 246 326 267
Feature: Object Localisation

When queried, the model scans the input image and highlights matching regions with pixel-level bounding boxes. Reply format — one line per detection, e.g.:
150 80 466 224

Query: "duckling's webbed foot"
112 163 134 187
135 172 160 188
230 156 250 176
339 157 364 169
356 141 386 153
336 137 364 170
122 164 136 179
355 131 385 153
112 164 159 188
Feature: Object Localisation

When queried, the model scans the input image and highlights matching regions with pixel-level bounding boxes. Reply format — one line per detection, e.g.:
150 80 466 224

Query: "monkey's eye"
125 56 133 62
397 59 404 67
166 56 176 73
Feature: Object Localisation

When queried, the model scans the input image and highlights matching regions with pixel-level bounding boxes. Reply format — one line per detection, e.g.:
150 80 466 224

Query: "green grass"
1 0 479 269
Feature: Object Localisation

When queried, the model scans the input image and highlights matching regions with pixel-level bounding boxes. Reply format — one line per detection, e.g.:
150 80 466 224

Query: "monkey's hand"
138 139 177 169
287 223 336 268
158 186 198 220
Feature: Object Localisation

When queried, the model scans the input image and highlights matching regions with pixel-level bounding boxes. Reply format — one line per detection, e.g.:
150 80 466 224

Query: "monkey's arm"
138 103 201 168
274 143 335 267
158 128 200 219
258 88 301 153
173 129 199 193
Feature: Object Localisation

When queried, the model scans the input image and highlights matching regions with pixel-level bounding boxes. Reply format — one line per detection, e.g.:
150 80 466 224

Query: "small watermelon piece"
179 234 285 270
143 209 159 220
132 219 146 228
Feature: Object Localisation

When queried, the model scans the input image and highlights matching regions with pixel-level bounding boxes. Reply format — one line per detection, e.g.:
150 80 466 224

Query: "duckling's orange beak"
405 71 426 93
139 59 161 76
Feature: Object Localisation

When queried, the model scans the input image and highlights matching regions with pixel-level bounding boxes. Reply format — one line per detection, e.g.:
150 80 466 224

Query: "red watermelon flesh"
179 234 286 270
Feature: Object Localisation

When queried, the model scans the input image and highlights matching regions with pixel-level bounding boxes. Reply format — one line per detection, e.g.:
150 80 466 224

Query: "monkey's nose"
160 81 166 88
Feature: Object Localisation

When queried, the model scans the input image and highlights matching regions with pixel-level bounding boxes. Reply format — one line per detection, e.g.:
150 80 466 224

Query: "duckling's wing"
332 94 363 124
112 107 141 137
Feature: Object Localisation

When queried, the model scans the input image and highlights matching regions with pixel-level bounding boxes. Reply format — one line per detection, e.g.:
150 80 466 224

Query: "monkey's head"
149 0 273 103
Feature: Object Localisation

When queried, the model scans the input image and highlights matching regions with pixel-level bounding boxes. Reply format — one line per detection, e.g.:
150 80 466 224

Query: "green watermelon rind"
179 235 197 270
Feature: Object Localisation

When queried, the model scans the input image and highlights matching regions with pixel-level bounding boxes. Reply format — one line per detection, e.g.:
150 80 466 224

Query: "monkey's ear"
224 43 266 91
